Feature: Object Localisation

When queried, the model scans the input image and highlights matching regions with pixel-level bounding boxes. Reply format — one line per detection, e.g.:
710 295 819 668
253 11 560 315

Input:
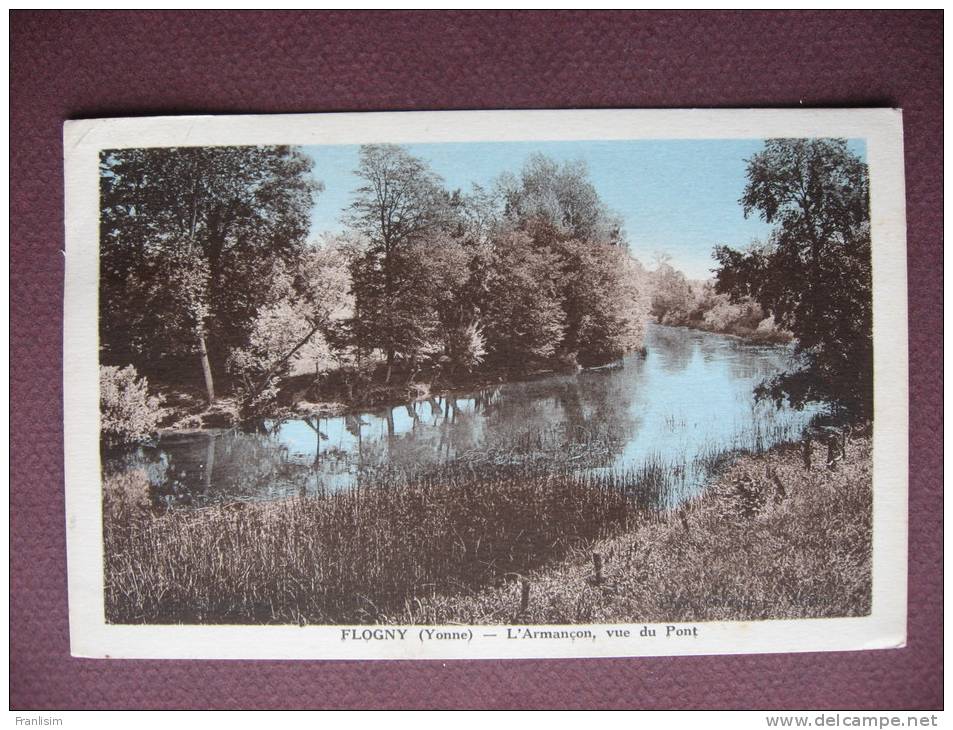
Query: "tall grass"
104 462 641 624
104 428 870 625
404 435 872 624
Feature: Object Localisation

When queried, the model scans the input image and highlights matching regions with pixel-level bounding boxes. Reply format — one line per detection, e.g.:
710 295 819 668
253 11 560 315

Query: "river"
104 324 823 510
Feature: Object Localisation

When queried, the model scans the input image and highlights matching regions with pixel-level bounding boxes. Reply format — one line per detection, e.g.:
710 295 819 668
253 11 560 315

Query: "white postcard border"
63 108 908 660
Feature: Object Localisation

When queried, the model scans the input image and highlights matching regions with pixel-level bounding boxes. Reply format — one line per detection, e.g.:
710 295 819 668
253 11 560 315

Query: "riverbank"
102 432 871 625
154 358 629 433
151 321 781 436
687 321 792 345
396 434 872 624
654 318 793 346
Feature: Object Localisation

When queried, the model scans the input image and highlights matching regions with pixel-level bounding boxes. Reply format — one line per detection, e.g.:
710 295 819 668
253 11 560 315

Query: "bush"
100 365 165 446
702 296 763 336
447 322 487 372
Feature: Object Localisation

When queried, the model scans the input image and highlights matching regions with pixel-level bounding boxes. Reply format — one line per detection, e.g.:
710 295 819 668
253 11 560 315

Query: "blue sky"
303 139 865 280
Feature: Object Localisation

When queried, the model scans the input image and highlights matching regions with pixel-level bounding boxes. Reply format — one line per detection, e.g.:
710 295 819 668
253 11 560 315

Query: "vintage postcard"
63 109 908 659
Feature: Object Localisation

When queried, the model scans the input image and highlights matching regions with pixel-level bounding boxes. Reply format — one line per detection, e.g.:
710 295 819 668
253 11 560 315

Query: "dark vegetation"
715 139 873 418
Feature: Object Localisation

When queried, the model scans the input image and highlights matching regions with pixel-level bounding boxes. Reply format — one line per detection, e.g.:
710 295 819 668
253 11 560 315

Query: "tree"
649 262 696 326
714 138 872 417
493 154 648 364
344 145 451 381
414 231 483 371
700 293 765 336
226 235 357 411
293 234 357 374
498 154 624 246
339 148 650 378
481 231 566 364
100 146 320 402
100 365 166 446
557 240 650 365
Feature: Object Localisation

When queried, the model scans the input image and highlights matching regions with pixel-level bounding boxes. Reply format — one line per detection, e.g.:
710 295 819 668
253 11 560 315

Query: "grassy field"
103 434 871 625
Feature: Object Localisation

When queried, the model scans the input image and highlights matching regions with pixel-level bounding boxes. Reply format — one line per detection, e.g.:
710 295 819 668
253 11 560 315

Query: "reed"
103 426 869 626
104 461 641 624
401 435 872 624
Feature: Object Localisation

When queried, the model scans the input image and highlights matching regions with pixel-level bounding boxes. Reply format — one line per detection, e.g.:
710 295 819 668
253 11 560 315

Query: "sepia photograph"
63 109 908 659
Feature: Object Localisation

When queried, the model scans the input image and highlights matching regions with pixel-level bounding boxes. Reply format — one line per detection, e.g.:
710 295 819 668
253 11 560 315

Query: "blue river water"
105 324 822 509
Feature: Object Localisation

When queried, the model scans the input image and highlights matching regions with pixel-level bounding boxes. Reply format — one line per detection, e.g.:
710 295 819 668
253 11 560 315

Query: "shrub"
100 365 165 446
448 322 487 372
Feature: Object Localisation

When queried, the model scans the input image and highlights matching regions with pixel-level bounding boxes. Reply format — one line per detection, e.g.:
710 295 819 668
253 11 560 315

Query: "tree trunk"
802 437 813 470
197 329 216 403
203 432 216 495
385 349 394 384
245 321 322 406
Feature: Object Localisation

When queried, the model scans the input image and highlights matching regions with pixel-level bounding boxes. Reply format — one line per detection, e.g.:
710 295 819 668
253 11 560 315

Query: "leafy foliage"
649 263 696 326
225 262 315 408
343 147 652 375
714 139 872 416
291 236 357 375
481 231 567 362
345 145 452 373
100 146 321 394
557 240 650 364
499 154 624 244
99 143 656 425
649 272 790 343
100 365 166 446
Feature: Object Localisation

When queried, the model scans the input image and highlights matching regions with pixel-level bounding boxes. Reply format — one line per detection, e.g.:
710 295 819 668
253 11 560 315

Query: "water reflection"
106 324 822 509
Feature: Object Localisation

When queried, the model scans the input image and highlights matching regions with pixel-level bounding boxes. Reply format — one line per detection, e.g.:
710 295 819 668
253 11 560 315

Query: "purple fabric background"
10 10 942 710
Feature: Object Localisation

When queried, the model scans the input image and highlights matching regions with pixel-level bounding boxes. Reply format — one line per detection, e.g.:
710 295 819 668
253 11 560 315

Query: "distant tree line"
649 262 790 344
